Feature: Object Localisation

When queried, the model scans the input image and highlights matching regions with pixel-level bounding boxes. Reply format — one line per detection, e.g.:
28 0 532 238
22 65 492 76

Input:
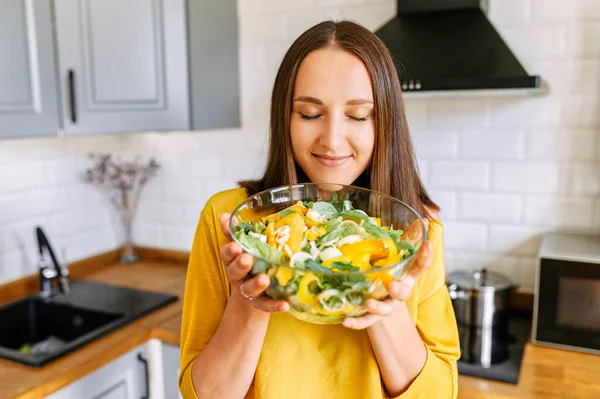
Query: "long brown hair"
239 20 438 218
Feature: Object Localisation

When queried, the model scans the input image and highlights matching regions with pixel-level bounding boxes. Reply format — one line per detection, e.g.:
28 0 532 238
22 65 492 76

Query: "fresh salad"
233 194 419 318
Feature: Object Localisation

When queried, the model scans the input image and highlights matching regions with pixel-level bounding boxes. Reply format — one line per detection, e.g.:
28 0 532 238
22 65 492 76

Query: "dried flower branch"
83 153 160 263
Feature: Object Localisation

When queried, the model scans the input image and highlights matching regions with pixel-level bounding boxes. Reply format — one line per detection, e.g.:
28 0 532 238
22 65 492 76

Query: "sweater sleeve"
178 206 230 399
391 220 461 399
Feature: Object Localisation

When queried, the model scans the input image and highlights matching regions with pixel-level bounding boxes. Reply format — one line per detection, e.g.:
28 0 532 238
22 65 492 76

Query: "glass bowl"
229 183 427 325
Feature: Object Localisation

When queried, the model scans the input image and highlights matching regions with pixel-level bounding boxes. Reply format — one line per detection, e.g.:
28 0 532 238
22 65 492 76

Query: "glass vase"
120 213 139 264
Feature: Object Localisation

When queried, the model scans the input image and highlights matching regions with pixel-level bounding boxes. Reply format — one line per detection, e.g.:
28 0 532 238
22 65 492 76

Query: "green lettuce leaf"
239 233 285 264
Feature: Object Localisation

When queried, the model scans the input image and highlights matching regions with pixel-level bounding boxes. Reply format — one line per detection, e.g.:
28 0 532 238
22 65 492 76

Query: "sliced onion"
248 231 267 243
275 225 291 235
306 209 324 223
336 234 362 247
276 234 290 245
310 241 320 258
318 289 346 311
319 247 343 261
290 251 314 267
339 220 359 228
320 236 340 248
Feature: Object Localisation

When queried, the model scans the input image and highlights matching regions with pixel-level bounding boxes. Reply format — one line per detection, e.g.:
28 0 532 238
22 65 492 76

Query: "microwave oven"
533 232 600 355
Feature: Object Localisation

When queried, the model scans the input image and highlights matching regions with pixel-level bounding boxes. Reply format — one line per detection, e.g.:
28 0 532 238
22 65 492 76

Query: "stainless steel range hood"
374 0 544 96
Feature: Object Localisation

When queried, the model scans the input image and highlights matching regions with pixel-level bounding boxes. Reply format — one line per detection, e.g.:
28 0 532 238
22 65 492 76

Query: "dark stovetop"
457 310 532 384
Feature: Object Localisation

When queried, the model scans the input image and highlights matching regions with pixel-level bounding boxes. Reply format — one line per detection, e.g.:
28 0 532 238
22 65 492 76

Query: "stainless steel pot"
446 269 518 368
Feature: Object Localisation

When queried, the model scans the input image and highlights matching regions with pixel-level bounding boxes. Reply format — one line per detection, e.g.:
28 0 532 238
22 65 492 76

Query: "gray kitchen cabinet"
53 0 190 135
46 344 150 399
187 0 240 130
162 343 183 399
0 0 60 139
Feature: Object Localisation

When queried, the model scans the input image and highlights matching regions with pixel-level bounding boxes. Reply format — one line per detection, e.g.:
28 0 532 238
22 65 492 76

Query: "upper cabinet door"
54 0 189 135
0 0 59 139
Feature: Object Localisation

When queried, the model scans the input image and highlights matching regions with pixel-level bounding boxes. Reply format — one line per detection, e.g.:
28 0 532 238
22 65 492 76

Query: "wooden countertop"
0 250 599 399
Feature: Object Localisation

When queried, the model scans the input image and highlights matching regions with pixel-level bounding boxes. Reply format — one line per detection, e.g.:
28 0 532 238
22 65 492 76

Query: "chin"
306 170 359 186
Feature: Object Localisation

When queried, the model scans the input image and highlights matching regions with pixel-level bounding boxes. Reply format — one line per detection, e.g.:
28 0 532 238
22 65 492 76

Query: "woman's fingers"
388 281 414 302
364 298 397 316
225 252 254 283
219 212 234 241
240 274 270 297
220 241 242 265
343 313 381 329
399 240 434 291
251 296 290 313
238 274 290 313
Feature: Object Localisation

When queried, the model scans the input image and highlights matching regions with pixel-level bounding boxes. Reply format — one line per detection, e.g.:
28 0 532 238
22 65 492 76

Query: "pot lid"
446 268 516 291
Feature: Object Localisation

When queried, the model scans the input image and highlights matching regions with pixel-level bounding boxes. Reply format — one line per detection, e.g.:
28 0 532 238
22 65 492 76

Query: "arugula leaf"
329 193 347 213
330 261 359 272
319 272 368 293
278 208 297 219
236 221 254 234
363 220 392 239
311 201 338 219
239 233 285 264
363 220 416 254
337 210 369 222
322 216 342 231
318 221 362 245
395 238 416 254
303 259 331 273
340 223 362 237
317 226 345 245
254 221 267 234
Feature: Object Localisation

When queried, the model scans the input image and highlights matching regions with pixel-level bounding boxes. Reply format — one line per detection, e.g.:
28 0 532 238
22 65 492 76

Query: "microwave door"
534 257 600 354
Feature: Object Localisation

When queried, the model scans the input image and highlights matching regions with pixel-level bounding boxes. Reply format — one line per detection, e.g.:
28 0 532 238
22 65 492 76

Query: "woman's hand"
219 212 290 313
342 219 433 330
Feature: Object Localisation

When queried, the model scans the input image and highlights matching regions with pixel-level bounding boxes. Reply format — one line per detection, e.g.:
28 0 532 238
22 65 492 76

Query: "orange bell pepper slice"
275 213 306 253
338 240 388 261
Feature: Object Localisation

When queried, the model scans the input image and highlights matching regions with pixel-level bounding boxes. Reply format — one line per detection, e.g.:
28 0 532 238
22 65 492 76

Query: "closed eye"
300 113 322 120
349 115 369 122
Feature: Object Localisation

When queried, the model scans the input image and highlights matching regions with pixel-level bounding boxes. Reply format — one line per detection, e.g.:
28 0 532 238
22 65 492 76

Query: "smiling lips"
312 153 352 167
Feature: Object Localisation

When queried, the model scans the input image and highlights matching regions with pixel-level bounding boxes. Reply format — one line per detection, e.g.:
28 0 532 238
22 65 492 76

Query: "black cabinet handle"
137 353 150 399
67 69 77 123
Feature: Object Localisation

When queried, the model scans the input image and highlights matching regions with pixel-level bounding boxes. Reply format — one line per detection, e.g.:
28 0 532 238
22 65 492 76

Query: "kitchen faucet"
36 226 70 299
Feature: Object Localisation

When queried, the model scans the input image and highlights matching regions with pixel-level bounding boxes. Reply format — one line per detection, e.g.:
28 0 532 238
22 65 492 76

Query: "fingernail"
367 301 376 310
343 320 352 327
390 285 400 295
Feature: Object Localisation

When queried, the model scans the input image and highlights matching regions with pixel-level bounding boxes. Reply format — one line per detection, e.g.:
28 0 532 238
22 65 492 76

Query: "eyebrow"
294 96 373 106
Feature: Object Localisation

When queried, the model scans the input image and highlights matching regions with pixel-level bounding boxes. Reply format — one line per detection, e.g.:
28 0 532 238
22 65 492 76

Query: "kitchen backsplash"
0 0 599 291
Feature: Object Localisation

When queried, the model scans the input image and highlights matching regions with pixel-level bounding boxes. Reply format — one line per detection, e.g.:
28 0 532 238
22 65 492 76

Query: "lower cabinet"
46 343 150 399
162 343 182 399
45 341 182 399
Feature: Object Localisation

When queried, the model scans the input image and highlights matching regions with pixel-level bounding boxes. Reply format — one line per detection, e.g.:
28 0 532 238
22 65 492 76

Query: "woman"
179 20 460 399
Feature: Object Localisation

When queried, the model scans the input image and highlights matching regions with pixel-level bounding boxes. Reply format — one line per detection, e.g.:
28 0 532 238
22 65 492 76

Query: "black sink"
0 279 178 367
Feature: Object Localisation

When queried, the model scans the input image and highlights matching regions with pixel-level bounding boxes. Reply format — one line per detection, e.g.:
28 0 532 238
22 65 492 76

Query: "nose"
319 113 344 152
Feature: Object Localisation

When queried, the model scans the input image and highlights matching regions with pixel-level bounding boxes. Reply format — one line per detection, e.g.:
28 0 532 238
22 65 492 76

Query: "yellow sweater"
179 188 460 399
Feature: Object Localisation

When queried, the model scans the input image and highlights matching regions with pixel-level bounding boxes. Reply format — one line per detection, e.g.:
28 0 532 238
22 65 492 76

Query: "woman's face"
290 46 375 186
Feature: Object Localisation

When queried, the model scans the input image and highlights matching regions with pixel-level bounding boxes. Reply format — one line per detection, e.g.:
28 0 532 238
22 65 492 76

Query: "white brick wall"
0 0 599 292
